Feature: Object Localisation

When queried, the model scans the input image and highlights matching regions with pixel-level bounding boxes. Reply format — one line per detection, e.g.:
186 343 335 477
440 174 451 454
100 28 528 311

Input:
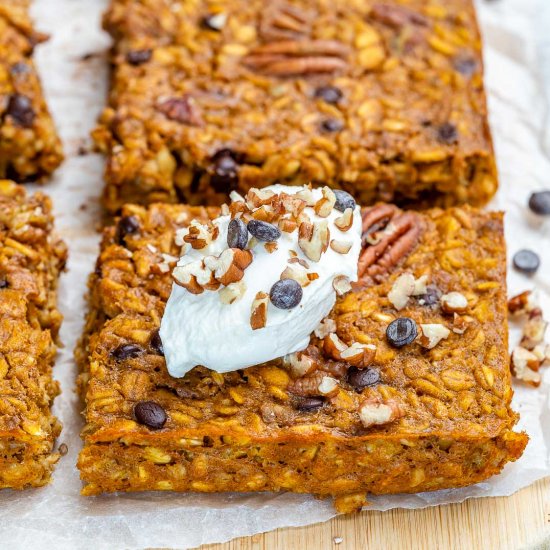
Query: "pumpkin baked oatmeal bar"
76 199 526 511
0 181 66 489
94 0 496 212
0 0 63 182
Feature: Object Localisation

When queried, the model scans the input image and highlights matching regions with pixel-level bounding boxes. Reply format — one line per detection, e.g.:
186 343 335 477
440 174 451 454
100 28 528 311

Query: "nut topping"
330 239 352 254
314 187 336 218
440 292 468 314
298 220 330 262
243 39 349 76
219 281 247 304
314 317 337 339
358 205 423 285
248 219 281 242
359 398 403 429
250 291 269 330
318 376 339 397
419 323 451 349
285 351 318 377
203 248 253 286
334 208 353 232
333 275 352 296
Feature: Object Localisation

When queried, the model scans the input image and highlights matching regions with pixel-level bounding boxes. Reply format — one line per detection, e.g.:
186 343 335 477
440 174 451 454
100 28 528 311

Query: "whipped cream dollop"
160 184 362 377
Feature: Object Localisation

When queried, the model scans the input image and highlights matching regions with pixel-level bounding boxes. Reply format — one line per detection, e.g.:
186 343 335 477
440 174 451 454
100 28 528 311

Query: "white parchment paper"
0 0 549 548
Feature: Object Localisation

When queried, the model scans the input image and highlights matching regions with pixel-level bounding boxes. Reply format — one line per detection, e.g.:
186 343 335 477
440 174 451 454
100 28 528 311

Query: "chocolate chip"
10 62 30 75
0 279 8 289
247 219 281 242
270 279 303 309
117 215 140 244
133 401 167 429
227 218 248 249
6 94 35 127
333 189 356 212
386 317 418 347
416 285 441 306
453 56 477 77
157 96 202 126
321 118 344 133
528 191 550 216
111 343 144 361
150 329 164 355
295 396 325 412
513 250 540 275
314 85 343 104
211 149 239 192
126 49 153 65
437 122 458 144
201 13 226 31
347 366 380 392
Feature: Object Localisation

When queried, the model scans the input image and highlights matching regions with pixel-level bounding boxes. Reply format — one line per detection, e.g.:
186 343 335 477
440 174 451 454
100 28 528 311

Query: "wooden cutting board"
203 477 550 550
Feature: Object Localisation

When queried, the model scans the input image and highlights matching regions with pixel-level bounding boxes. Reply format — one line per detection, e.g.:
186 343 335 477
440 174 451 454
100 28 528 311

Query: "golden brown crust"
77 201 526 503
0 180 66 489
0 1 63 182
95 0 497 212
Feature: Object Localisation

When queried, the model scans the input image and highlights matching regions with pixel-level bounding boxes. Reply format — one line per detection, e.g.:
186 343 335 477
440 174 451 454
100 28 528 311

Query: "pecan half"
357 205 423 285
260 2 313 42
371 3 429 28
243 39 349 76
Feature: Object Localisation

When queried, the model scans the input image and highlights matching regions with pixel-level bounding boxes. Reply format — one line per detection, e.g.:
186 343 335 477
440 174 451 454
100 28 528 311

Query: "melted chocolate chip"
436 122 458 144
321 118 344 133
211 149 239 192
513 249 540 274
227 218 248 249
133 401 167 429
10 62 30 75
295 396 325 412
416 285 441 306
270 279 303 309
333 189 356 212
111 343 144 361
117 215 140 244
453 56 477 77
347 366 380 392
386 317 418 347
6 94 35 127
0 279 8 289
528 191 550 216
314 85 343 104
247 219 281 242
126 49 153 65
150 329 164 355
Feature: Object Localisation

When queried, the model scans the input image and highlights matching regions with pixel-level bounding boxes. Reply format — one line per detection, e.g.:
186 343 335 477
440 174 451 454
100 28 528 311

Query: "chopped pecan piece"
359 398 403 428
157 96 203 126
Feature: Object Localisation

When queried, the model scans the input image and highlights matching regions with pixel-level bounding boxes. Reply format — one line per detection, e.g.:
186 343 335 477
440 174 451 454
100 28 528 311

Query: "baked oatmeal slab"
95 0 496 212
0 0 63 182
77 199 526 511
0 181 66 489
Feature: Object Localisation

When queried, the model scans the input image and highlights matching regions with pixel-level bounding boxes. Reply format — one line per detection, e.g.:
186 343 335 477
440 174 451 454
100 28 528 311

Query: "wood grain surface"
203 477 550 550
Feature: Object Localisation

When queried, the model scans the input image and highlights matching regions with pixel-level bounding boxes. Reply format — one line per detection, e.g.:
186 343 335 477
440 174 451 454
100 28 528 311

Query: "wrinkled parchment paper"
0 0 549 548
